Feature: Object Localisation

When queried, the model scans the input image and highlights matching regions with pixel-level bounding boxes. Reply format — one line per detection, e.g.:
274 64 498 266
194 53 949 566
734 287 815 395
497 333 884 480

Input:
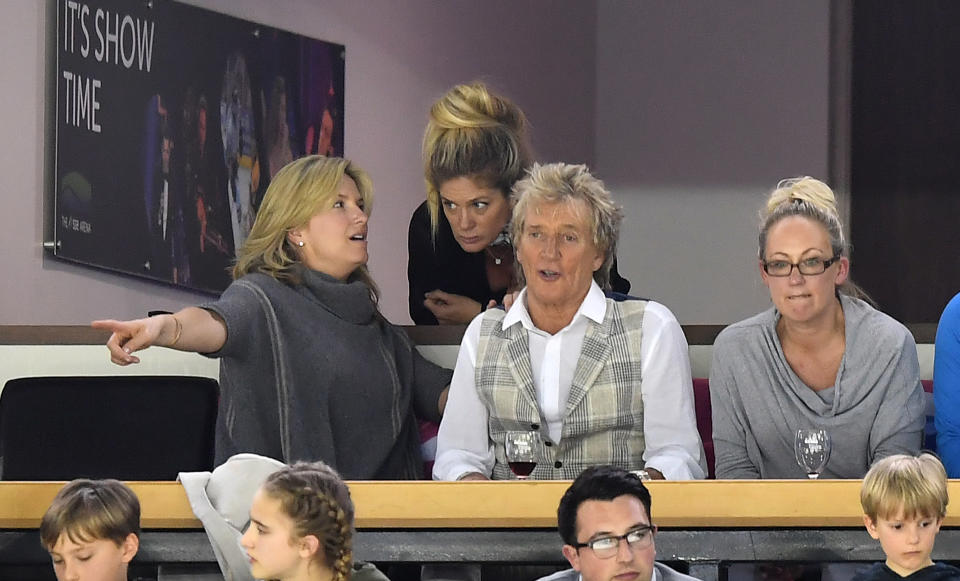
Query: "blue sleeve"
934 293 960 477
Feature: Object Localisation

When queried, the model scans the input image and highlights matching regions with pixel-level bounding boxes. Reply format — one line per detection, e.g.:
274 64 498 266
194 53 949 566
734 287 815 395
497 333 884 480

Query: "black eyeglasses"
573 526 656 559
762 256 840 277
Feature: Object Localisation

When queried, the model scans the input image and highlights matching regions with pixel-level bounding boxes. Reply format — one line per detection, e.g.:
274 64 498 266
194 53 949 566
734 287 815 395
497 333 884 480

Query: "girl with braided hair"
242 461 354 581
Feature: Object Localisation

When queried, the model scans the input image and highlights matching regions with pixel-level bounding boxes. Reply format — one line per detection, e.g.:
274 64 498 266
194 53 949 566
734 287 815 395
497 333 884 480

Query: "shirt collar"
502 280 607 332
573 563 661 581
576 567 658 581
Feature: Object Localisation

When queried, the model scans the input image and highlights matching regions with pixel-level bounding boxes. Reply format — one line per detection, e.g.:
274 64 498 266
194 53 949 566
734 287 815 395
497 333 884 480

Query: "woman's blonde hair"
759 176 870 301
861 453 948 522
233 155 378 301
262 461 354 581
511 163 622 290
423 82 532 237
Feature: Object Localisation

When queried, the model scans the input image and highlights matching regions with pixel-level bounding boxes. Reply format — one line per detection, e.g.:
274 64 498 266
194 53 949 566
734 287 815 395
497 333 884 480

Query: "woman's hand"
91 315 173 365
92 307 227 365
423 290 482 325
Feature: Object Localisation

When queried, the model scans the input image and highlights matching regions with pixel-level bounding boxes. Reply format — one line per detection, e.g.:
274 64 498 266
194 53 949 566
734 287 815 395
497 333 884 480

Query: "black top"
407 200 632 324
852 563 960 581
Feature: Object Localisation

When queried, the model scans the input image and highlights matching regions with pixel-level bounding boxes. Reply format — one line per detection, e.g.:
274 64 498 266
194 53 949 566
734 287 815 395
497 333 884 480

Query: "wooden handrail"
3 480 958 530
0 324 938 346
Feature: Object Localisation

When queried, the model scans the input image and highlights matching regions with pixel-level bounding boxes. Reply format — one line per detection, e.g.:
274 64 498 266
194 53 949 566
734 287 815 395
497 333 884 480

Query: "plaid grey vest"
476 299 647 480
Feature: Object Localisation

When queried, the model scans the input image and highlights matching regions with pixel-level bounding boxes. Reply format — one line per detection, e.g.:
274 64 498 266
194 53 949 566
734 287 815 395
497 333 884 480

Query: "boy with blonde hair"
856 453 960 580
40 479 141 581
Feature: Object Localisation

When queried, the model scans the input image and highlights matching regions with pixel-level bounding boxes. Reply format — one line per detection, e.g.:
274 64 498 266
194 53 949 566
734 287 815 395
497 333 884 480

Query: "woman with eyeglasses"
709 177 925 479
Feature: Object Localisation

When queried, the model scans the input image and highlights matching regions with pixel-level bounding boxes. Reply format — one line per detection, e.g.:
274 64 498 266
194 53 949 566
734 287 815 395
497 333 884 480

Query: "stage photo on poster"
52 0 345 293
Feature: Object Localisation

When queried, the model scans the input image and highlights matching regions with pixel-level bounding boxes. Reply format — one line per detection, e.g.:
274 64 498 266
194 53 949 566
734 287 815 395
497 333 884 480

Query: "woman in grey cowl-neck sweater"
710 177 924 479
95 156 451 480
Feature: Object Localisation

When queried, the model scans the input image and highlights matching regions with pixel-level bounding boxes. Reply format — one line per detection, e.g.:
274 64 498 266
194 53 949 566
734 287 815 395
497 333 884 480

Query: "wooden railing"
5 479 960 530
0 323 939 346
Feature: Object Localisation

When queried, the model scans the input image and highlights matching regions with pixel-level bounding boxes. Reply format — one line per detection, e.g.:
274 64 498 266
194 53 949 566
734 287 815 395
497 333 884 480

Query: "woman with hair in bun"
241 461 355 581
408 82 630 325
710 177 925 479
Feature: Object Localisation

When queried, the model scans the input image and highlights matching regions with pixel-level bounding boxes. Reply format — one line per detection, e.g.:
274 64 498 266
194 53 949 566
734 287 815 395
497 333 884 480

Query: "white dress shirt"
433 281 705 481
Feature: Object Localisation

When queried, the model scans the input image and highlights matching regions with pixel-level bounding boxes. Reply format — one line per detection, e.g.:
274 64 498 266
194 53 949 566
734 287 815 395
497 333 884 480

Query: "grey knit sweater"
203 267 451 479
710 295 925 479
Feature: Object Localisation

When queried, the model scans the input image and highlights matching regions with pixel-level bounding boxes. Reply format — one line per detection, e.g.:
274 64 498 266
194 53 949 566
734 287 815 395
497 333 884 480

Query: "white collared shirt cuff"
643 450 704 480
433 455 491 481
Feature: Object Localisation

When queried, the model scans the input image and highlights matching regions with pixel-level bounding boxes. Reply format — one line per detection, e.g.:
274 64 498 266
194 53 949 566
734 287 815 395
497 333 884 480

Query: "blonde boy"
40 479 141 581
857 454 960 580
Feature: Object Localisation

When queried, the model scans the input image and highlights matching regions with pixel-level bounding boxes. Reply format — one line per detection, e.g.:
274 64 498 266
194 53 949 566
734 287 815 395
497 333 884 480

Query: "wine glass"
505 431 539 480
795 428 831 479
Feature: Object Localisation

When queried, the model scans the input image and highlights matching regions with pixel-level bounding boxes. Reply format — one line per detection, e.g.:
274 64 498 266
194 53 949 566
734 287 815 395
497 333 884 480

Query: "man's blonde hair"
510 162 621 289
860 453 948 521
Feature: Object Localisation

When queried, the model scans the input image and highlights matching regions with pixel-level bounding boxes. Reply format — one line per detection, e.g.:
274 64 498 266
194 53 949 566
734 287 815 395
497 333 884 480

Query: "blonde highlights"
861 453 948 522
232 155 379 301
759 176 870 301
262 461 354 581
423 82 532 236
511 162 622 289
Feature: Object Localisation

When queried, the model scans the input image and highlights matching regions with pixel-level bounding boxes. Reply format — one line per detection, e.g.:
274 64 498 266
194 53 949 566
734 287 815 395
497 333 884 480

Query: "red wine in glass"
505 431 539 480
509 461 536 478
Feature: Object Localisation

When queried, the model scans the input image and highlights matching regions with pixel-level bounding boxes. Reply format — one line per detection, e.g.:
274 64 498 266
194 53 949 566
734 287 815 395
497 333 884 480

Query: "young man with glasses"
537 465 700 581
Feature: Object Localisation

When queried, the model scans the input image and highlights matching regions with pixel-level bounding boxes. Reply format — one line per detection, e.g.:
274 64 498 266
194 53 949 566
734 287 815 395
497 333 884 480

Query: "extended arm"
93 307 227 365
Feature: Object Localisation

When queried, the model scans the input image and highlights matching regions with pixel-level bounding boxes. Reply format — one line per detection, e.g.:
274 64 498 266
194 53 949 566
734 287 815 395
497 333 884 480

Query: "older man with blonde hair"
434 162 705 482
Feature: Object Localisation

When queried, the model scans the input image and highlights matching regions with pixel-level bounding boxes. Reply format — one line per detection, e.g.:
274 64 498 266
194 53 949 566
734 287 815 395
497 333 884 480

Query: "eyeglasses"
573 526 656 559
762 256 840 277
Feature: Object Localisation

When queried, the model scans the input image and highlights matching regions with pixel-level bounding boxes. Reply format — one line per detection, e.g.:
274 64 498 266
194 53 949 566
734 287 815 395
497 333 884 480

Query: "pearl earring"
297 240 305 247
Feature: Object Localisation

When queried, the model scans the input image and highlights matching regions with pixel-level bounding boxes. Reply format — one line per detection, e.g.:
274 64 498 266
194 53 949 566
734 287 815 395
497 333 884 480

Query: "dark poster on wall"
52 0 345 293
